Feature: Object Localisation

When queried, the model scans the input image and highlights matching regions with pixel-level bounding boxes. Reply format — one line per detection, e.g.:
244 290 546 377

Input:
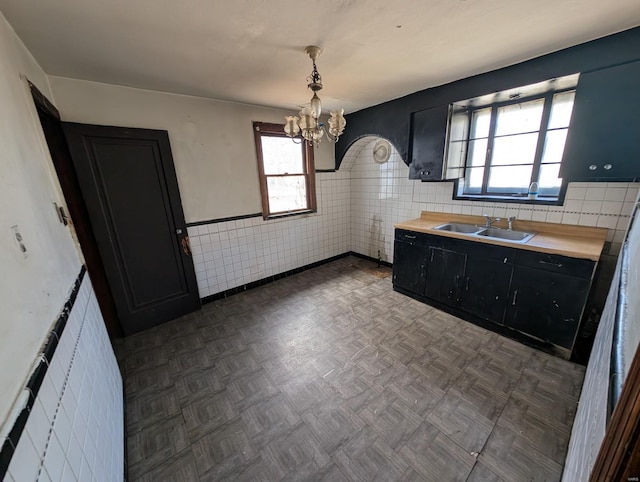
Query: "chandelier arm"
323 127 335 142
322 125 341 143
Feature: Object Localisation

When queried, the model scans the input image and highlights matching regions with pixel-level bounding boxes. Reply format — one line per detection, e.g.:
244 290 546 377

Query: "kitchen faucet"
483 215 501 228
507 216 516 230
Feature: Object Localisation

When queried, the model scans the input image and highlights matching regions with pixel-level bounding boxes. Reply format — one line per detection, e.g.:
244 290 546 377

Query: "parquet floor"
116 256 585 481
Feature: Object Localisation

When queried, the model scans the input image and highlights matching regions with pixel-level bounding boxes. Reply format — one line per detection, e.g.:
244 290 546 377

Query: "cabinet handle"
404 235 416 239
604 164 612 170
512 289 519 306
588 164 598 171
465 277 470 291
539 260 563 268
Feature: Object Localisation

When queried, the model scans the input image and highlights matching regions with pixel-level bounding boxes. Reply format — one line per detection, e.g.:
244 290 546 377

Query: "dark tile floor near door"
116 256 585 482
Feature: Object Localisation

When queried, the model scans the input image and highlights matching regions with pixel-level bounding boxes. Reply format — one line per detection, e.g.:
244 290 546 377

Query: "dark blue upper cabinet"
408 105 451 181
560 60 640 182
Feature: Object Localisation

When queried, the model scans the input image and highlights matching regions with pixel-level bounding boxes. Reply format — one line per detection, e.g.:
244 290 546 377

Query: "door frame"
30 80 123 338
590 342 640 480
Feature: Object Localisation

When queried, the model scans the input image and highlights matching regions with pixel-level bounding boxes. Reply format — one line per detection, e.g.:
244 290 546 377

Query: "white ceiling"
1 0 640 114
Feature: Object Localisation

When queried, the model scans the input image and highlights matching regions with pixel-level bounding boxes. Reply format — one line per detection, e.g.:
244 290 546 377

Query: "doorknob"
180 236 191 256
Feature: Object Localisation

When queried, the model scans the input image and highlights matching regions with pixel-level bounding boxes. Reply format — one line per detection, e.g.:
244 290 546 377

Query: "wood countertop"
395 211 608 261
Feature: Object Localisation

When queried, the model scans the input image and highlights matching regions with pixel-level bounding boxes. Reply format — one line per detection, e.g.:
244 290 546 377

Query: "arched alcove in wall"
338 135 404 171
343 135 409 264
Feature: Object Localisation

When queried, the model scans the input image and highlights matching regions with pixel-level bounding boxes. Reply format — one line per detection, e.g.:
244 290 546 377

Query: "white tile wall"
347 137 640 263
6 275 124 482
186 136 637 300
188 171 351 299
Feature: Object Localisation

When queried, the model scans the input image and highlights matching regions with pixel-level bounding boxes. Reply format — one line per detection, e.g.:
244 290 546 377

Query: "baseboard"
201 251 391 304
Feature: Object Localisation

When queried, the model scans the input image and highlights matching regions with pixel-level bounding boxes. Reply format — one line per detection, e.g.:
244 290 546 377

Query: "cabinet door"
462 256 513 325
408 105 451 181
392 241 429 295
505 266 590 349
560 60 640 181
425 247 467 304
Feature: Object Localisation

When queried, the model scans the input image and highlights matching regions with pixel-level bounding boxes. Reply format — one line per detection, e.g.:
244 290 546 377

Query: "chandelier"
284 46 346 147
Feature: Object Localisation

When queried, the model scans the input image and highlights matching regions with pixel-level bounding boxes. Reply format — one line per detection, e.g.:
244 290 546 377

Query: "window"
253 122 316 219
455 87 576 201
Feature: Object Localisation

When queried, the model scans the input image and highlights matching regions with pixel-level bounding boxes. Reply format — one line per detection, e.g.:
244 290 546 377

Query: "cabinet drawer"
515 250 595 279
395 229 435 246
450 237 516 264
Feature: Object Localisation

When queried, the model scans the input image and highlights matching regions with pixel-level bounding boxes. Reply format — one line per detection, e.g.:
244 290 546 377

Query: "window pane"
261 136 304 175
548 91 575 129
538 163 562 191
470 108 491 139
491 133 538 166
467 138 488 167
465 167 485 191
495 98 544 136
267 175 307 213
488 165 532 192
541 129 568 164
449 109 469 141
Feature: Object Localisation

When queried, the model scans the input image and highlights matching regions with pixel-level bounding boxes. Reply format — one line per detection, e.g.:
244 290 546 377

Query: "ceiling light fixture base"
304 46 323 60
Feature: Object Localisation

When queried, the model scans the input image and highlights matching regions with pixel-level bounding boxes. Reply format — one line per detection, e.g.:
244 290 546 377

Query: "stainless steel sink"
476 227 536 243
433 223 483 234
433 223 536 243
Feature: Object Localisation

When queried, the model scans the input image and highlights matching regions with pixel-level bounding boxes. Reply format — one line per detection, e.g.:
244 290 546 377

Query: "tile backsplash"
347 137 638 264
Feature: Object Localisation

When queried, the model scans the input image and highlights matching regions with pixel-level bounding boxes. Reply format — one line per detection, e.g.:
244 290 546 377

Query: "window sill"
264 209 317 221
452 194 562 206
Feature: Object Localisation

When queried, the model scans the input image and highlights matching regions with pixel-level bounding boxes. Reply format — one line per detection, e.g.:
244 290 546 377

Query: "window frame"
454 87 575 203
252 121 317 219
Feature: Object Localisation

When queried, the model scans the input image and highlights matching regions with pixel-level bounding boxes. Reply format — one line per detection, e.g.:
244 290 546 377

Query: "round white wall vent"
372 140 391 164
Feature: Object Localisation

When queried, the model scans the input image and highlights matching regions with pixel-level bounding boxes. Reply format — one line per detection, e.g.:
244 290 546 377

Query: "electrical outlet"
10 225 28 258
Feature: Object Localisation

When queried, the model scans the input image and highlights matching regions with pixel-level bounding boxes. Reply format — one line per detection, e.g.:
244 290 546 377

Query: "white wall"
6 275 123 482
0 12 82 435
48 76 336 223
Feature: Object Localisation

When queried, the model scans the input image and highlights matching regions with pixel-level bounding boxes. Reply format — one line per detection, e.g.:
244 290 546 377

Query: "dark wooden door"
392 241 428 295
63 123 200 335
505 266 589 348
425 247 466 304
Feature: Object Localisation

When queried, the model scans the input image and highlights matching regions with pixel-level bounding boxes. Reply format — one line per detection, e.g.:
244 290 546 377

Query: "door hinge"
53 203 69 226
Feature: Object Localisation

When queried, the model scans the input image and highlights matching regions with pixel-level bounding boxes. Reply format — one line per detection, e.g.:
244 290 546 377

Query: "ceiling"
1 0 639 114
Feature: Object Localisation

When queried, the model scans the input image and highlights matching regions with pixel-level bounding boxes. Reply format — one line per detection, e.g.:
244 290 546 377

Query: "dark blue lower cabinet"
425 247 467 304
392 240 429 295
504 266 590 349
461 254 513 325
392 229 596 357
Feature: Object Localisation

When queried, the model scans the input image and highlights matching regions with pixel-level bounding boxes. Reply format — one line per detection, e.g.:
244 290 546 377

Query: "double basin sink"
433 222 536 243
